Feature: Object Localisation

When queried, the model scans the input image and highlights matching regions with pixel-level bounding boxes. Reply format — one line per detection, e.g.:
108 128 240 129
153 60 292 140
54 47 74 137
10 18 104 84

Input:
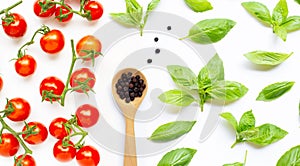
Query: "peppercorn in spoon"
112 68 147 166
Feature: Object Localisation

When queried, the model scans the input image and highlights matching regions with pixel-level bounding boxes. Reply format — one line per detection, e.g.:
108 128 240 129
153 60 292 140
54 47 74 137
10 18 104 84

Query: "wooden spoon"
112 68 148 166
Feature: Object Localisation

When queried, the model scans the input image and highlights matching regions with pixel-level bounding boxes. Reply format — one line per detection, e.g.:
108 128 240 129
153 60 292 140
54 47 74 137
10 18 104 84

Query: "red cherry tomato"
76 35 102 61
49 117 71 139
76 145 100 166
33 0 56 17
22 122 48 145
55 4 73 22
2 13 27 38
84 1 103 21
0 133 20 157
53 140 76 162
40 29 65 54
6 98 31 122
76 104 99 128
70 68 96 93
14 155 36 166
39 76 65 102
15 55 37 77
0 76 3 91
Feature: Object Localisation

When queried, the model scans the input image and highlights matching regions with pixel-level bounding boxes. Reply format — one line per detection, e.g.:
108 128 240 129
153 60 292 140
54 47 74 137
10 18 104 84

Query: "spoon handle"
124 118 137 166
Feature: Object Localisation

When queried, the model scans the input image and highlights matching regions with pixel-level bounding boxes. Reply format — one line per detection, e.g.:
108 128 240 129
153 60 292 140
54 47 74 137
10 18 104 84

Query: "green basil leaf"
157 148 197 166
125 0 142 11
239 110 255 132
181 19 236 44
256 81 295 101
220 112 238 131
144 0 160 24
244 50 293 66
281 16 300 32
149 121 196 142
296 0 300 5
110 13 138 27
223 162 244 166
239 128 259 140
241 2 272 26
158 90 195 106
207 81 248 102
184 0 213 13
276 145 300 166
198 54 224 85
274 25 288 41
167 65 198 90
247 123 288 146
272 0 288 25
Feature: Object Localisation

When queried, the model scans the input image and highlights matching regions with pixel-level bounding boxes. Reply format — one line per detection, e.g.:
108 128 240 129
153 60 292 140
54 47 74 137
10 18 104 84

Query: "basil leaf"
239 110 255 132
272 0 288 25
281 16 300 32
247 123 288 146
274 25 288 41
157 148 197 166
241 2 272 26
181 19 236 44
184 0 213 13
144 0 160 24
125 0 142 12
239 128 259 140
167 65 198 90
244 50 292 66
296 0 300 5
207 81 248 102
223 162 243 166
256 81 294 101
220 112 239 131
158 90 195 106
149 121 196 142
276 145 300 166
198 54 224 85
110 13 137 27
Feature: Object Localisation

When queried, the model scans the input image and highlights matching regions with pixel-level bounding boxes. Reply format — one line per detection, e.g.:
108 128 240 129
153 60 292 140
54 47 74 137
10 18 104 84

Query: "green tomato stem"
49 1 90 20
0 118 32 154
60 40 77 106
0 0 22 15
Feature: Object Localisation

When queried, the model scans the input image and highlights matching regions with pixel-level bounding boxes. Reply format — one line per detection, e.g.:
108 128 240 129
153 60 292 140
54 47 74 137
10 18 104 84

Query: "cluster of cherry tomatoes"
34 0 103 23
0 0 104 165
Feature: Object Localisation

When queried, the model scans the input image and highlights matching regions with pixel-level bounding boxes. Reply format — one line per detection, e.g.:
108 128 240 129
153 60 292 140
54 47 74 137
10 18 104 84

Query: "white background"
1 0 300 165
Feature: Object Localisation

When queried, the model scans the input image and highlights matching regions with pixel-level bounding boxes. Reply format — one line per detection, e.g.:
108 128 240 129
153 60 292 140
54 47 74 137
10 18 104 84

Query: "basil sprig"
242 0 300 41
277 145 300 166
159 54 248 111
220 110 288 148
184 0 213 13
110 0 160 36
256 81 295 101
157 148 197 166
180 19 236 44
244 51 293 66
149 121 196 142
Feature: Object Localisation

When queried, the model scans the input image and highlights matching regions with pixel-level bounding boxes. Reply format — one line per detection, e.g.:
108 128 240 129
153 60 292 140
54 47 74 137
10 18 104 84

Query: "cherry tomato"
76 104 99 128
14 155 36 166
49 117 71 139
76 145 100 166
76 35 102 61
70 68 96 93
22 122 48 145
0 76 3 91
84 1 103 21
53 140 76 162
15 55 37 77
6 98 31 122
2 13 27 38
0 133 20 157
39 76 65 102
40 29 65 54
33 0 56 17
55 4 73 22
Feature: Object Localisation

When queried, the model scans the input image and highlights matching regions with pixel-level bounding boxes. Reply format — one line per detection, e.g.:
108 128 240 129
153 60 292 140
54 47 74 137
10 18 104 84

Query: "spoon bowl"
112 68 148 166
